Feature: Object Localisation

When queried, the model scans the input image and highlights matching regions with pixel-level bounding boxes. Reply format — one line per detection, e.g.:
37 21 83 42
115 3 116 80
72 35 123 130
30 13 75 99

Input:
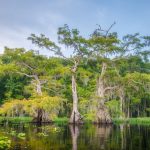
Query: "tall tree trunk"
69 62 82 124
137 105 140 117
69 74 82 124
95 62 112 124
34 75 42 96
127 102 130 118
119 87 124 118
33 75 44 123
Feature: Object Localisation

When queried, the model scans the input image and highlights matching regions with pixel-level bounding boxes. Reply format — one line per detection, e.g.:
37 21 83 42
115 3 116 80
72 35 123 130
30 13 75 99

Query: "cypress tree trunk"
127 102 130 118
119 88 124 118
95 62 112 124
137 105 140 117
33 75 44 123
69 62 82 124
69 74 82 124
34 75 42 96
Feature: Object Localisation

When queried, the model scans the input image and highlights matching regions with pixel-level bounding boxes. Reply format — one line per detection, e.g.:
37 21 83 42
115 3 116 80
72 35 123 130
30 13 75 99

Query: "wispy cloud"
0 8 66 54
0 0 150 54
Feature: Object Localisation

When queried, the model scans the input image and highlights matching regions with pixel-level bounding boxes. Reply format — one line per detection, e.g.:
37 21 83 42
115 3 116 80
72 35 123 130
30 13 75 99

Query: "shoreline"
1 117 150 125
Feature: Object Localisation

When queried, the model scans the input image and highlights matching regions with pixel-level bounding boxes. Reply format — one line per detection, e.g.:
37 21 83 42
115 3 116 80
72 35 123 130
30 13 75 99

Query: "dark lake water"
0 123 150 150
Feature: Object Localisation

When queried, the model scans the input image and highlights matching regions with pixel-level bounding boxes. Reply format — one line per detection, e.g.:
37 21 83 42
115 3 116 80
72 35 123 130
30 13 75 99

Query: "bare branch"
40 80 48 85
129 79 143 85
105 22 116 36
41 86 56 92
15 71 35 78
17 62 35 70
104 86 118 92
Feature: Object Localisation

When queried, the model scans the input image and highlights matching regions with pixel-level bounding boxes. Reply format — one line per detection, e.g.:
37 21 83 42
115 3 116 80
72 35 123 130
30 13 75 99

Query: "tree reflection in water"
69 125 80 150
95 124 112 149
0 123 150 150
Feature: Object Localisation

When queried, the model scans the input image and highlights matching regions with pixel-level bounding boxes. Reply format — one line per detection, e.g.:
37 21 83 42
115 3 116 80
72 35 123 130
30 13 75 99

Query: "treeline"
0 24 150 123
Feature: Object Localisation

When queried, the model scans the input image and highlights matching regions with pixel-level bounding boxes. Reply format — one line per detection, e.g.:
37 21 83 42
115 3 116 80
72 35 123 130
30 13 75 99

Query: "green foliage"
106 100 120 118
17 133 26 140
37 132 48 137
0 136 11 150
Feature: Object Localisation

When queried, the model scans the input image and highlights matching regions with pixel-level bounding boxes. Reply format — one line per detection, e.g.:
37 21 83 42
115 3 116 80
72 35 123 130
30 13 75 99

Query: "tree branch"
17 62 35 70
104 86 118 92
105 22 116 36
15 71 35 78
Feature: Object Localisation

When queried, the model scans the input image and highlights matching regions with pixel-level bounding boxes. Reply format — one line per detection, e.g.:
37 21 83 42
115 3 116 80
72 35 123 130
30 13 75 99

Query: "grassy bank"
0 117 92 124
113 117 150 125
53 117 69 124
0 117 33 124
54 117 150 125
1 117 150 125
0 117 69 124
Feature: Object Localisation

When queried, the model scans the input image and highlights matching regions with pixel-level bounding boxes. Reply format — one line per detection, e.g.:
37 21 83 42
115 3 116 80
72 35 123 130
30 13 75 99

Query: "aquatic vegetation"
40 125 63 134
0 136 11 150
52 127 61 133
9 130 26 140
9 130 17 136
17 133 26 140
0 124 150 149
37 132 48 137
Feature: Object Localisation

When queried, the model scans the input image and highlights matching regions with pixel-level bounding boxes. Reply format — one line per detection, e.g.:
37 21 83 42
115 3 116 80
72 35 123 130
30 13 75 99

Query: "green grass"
0 117 69 124
113 117 150 125
1 117 150 125
53 117 69 125
0 117 32 124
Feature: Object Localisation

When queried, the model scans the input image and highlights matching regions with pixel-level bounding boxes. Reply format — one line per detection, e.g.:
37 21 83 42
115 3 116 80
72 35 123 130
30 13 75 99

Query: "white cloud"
0 9 67 55
0 26 36 52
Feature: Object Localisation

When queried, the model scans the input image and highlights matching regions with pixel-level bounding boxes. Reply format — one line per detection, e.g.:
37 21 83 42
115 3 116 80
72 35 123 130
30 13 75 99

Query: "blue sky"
0 0 150 54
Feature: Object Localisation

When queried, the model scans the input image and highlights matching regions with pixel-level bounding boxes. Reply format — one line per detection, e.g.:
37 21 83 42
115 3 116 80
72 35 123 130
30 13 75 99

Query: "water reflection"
0 123 150 150
69 125 80 150
95 125 112 149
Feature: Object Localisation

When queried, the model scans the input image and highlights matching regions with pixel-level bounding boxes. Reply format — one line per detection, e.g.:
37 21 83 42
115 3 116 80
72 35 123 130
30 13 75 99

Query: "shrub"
0 95 64 122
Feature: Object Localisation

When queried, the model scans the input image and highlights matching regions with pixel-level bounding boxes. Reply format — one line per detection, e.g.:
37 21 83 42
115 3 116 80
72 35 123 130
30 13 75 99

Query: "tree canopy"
0 24 149 123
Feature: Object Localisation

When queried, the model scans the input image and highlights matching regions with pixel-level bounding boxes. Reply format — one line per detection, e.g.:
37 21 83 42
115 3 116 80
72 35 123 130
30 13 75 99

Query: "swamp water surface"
0 123 149 150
